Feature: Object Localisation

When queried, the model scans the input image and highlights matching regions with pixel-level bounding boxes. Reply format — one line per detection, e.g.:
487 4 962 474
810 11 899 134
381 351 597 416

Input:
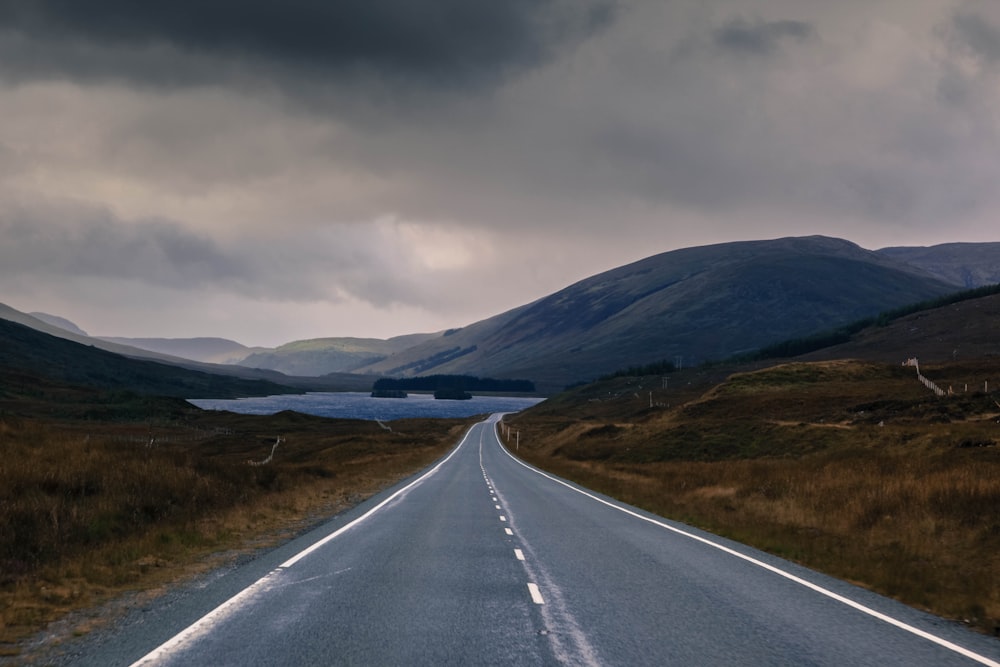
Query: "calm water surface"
188 392 544 421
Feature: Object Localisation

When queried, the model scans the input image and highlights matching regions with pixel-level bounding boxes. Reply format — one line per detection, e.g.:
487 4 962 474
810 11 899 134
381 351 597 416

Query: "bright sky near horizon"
2 1 999 346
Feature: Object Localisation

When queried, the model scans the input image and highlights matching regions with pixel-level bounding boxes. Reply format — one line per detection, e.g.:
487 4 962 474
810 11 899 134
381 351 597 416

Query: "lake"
188 392 544 421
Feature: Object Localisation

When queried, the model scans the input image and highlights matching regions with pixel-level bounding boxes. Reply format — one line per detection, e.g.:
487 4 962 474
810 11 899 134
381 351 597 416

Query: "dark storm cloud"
937 6 1000 108
712 17 815 56
0 0 615 89
950 9 1000 63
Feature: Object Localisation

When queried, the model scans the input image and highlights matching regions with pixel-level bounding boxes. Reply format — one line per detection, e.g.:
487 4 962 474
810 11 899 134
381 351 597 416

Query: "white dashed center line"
514 549 525 561
527 583 545 605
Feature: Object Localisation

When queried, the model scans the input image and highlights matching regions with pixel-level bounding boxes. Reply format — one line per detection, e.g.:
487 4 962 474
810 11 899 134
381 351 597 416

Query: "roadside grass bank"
504 360 1000 636
0 410 470 659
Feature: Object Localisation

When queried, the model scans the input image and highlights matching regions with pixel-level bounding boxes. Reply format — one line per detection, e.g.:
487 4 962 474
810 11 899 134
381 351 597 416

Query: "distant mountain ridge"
0 317 297 400
876 242 1000 288
98 336 253 365
29 312 89 337
235 333 441 376
355 236 987 389
0 304 269 377
0 303 375 392
98 333 443 377
8 236 998 393
17 312 440 377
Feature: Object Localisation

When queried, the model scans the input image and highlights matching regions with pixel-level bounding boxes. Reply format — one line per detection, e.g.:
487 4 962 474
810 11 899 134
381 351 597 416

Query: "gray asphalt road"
67 416 999 666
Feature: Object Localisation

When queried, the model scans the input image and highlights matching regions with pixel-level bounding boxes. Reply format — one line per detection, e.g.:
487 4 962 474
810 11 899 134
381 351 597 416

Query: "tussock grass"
0 412 467 654
509 359 1000 635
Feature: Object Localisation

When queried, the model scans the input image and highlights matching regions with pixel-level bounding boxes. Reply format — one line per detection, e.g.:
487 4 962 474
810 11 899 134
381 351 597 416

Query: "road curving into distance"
67 415 999 666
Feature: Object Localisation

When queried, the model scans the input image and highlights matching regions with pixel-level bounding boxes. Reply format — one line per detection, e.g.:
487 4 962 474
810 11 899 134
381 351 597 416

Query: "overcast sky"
2 1 999 346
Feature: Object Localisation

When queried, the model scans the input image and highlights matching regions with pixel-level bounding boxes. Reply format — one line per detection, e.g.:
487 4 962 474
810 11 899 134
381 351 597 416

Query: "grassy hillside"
0 407 469 658
800 288 1000 366
237 333 441 376
503 301 1000 635
724 283 1000 364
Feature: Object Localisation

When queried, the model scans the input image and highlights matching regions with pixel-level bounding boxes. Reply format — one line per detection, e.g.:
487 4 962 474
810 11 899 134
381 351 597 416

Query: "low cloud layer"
1 1 998 345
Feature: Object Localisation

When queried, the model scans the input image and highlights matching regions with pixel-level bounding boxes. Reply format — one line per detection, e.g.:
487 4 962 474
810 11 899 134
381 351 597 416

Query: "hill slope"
800 290 1000 366
0 317 298 401
96 333 440 377
877 242 1000 288
98 336 253 364
356 236 960 389
28 312 89 336
236 333 441 376
0 303 376 391
0 304 259 373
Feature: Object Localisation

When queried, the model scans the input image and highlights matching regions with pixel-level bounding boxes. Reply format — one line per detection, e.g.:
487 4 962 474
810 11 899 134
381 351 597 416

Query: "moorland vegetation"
504 300 1000 636
0 357 469 658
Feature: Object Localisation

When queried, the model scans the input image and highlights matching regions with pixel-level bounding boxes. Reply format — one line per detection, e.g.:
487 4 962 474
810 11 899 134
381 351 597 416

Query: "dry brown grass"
0 412 468 656
508 359 1000 635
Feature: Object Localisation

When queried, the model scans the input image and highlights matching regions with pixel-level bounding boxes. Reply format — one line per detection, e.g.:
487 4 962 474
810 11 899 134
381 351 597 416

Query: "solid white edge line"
528 583 545 604
492 423 1000 667
130 574 278 666
280 424 477 568
129 423 482 667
